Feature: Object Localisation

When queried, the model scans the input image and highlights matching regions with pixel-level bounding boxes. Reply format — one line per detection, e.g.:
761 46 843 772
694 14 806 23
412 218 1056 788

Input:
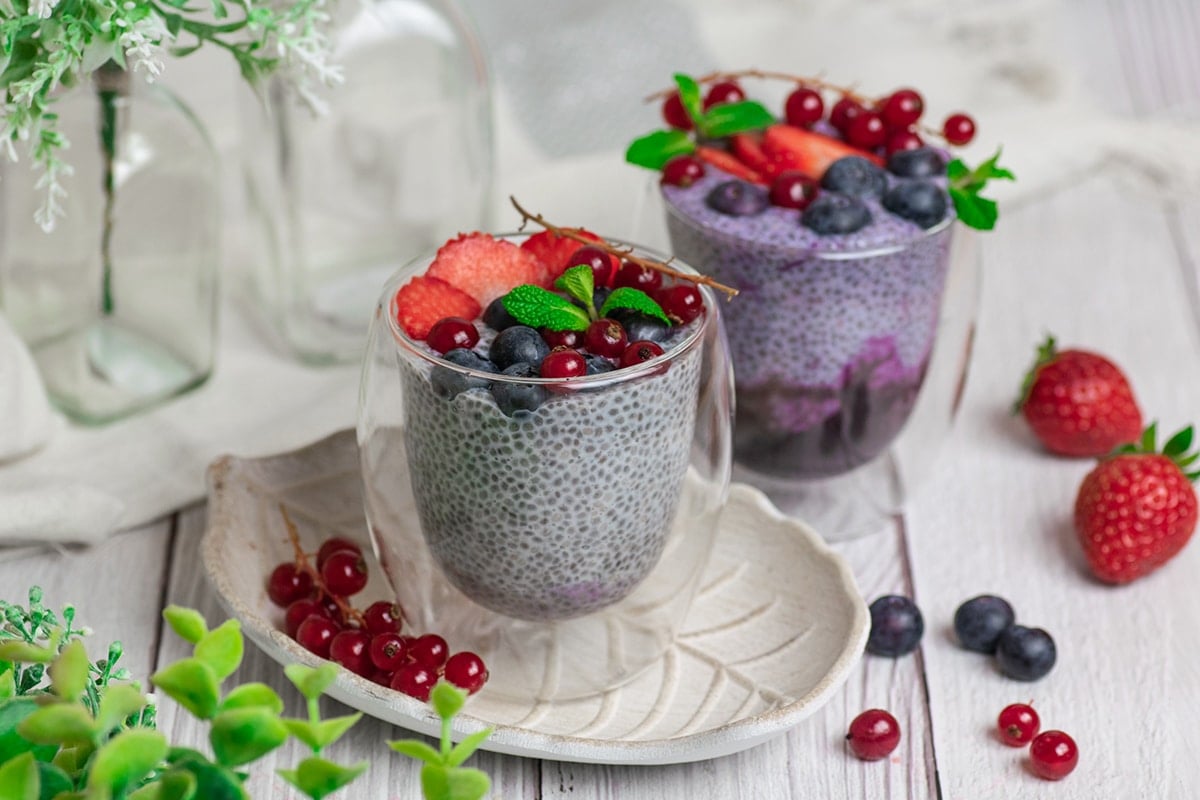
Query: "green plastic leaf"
126 769 197 800
281 719 322 752
673 73 703 129
219 683 283 714
445 728 494 768
430 683 466 722
0 751 38 800
0 664 14 700
95 685 147 733
162 607 207 645
151 659 220 720
700 100 775 138
1164 426 1194 457
87 729 168 794
18 703 97 745
624 129 695 170
599 287 671 325
52 743 94 776
281 714 361 752
0 641 54 664
502 286 591 332
277 757 367 800
194 621 243 682
284 664 337 703
36 760 72 799
49 641 89 702
387 738 443 766
209 708 288 767
554 265 595 310
162 752 246 800
420 763 491 800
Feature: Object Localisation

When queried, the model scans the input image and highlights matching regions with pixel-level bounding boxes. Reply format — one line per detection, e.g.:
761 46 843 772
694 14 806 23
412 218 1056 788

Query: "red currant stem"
279 505 366 629
509 196 738 299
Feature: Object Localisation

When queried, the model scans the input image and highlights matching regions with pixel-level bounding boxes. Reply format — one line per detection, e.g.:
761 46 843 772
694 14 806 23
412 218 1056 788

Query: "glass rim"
383 233 715 387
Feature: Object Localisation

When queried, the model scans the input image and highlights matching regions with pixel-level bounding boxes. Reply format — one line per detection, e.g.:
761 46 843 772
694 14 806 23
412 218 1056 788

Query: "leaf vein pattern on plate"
622 647 680 740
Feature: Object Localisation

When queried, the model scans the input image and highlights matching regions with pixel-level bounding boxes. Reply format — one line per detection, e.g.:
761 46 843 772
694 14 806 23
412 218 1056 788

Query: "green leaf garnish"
502 286 591 331
624 129 695 170
948 147 1015 231
554 265 596 318
700 100 775 138
600 287 671 325
674 73 704 129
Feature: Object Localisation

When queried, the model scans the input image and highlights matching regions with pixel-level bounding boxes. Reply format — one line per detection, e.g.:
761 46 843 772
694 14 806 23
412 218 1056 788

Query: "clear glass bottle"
241 0 494 364
0 67 221 425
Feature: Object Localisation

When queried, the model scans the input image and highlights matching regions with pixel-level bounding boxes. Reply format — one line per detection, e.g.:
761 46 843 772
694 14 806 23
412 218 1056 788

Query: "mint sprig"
600 288 671 325
948 148 1016 231
554 265 597 318
502 285 591 331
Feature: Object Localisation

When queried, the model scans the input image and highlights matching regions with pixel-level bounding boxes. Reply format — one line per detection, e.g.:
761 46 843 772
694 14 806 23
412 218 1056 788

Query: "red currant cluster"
267 527 488 702
997 703 1079 780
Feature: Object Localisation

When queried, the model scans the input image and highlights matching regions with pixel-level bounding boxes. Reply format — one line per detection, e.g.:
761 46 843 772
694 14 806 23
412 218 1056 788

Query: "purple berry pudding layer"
663 167 954 480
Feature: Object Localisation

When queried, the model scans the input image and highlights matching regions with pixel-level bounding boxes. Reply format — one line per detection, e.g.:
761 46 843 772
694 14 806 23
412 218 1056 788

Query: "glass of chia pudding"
358 230 733 701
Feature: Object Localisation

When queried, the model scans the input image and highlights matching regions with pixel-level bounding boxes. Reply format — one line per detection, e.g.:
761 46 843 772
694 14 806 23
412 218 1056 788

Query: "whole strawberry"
1015 335 1142 456
1074 423 1199 584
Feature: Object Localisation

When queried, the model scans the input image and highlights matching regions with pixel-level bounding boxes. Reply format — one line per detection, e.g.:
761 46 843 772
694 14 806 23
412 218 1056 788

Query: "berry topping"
390 663 436 702
489 325 551 370
408 633 450 669
656 285 704 324
541 328 582 349
613 262 664 292
661 154 706 187
393 276 481 341
1029 731 1078 780
491 362 547 416
362 600 404 635
540 349 586 379
884 129 923 156
329 629 371 676
942 112 977 145
444 651 489 694
296 616 340 658
762 124 882 179
431 348 494 399
695 145 766 184
705 180 770 217
703 80 745 109
953 595 1015 654
886 146 946 178
620 341 665 368
661 91 694 130
820 156 886 198
584 319 628 358
284 598 327 638
320 550 368 597
729 133 771 176
878 88 924 128
482 297 519 331
997 703 1041 747
520 228 604 280
609 308 670 343
882 181 948 229
846 709 901 761
568 245 618 287
994 625 1056 681
844 111 888 149
866 595 924 657
584 354 615 375
369 632 408 672
829 96 864 132
426 317 479 355
427 232 547 306
267 563 313 608
768 171 819 210
801 193 872 235
316 537 362 569
784 86 824 127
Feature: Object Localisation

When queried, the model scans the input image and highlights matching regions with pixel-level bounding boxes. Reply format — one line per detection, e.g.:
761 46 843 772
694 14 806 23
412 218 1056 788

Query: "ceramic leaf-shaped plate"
202 430 868 765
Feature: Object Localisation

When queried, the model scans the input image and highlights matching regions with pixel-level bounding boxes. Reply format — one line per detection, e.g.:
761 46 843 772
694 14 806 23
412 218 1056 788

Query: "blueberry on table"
886 146 947 178
490 325 550 370
994 625 1056 681
431 348 494 398
801 193 872 235
820 156 887 198
490 362 547 416
866 595 924 657
882 181 948 229
953 594 1016 653
705 180 770 217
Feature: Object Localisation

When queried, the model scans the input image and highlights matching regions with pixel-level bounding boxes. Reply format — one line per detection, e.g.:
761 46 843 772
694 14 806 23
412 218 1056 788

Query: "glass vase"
0 67 220 425
241 0 494 364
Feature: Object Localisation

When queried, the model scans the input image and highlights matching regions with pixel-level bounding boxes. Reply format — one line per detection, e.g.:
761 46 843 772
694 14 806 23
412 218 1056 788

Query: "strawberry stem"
1012 334 1058 415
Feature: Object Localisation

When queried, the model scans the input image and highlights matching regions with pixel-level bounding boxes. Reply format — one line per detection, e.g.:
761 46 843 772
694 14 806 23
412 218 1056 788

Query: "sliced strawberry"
730 133 770 175
392 276 481 340
520 228 604 280
761 124 883 179
427 232 546 306
695 146 767 185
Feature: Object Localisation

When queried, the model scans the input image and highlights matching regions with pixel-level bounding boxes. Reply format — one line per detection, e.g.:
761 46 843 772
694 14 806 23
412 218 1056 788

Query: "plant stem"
96 63 123 317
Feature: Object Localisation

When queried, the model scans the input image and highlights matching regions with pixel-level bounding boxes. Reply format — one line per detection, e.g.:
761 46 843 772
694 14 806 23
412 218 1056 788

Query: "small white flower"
31 0 60 19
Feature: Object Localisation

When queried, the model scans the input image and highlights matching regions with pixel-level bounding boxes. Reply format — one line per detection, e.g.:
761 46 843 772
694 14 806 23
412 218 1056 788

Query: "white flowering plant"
0 0 343 230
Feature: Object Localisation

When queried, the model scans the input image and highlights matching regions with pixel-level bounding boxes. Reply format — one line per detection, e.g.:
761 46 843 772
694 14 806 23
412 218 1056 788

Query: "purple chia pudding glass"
660 168 978 537
357 235 733 701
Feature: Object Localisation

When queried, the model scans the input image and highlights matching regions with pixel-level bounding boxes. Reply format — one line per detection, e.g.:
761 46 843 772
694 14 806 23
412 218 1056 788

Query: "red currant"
540 350 586 380
661 155 705 188
318 594 346 626
656 285 704 324
329 629 371 676
409 634 450 669
942 113 977 146
784 86 824 127
769 171 819 210
829 96 864 132
369 632 410 672
997 703 1040 747
846 709 901 761
620 341 665 368
703 80 745 110
321 551 368 597
661 92 693 131
444 651 489 694
316 537 363 570
879 88 924 128
391 664 436 701
584 319 628 358
285 598 328 638
369 669 394 687
267 563 313 608
296 616 340 658
426 317 480 355
1029 730 1078 780
362 601 404 635
614 262 662 292
885 129 923 156
541 329 582 349
568 245 617 287
845 111 888 149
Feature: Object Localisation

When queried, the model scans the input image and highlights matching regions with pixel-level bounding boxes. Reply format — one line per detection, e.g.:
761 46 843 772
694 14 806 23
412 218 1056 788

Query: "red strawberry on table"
1074 423 1200 584
427 232 547 306
392 276 480 340
1015 335 1143 457
519 228 604 280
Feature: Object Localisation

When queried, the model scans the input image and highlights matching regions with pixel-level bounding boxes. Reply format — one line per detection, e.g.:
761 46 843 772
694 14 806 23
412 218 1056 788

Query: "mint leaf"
674 73 703 129
600 287 671 325
949 187 998 231
502 286 590 331
624 129 695 170
945 159 969 182
947 148 1015 231
554 265 595 316
700 100 775 137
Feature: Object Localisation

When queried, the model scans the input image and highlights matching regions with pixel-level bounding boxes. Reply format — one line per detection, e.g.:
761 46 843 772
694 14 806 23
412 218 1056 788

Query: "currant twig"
279 505 366 629
508 196 739 299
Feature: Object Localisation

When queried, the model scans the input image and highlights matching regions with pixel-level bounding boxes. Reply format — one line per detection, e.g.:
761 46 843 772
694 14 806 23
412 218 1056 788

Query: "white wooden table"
3 3 1198 797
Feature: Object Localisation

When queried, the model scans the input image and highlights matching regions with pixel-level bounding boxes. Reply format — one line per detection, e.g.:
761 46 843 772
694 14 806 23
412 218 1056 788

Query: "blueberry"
482 297 519 331
490 362 547 416
705 180 770 217
866 595 924 657
430 348 494 398
608 308 670 343
489 325 549 370
882 181 948 229
887 146 947 178
801 193 872 235
820 156 886 198
994 625 1056 681
584 354 615 375
953 595 1016 654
